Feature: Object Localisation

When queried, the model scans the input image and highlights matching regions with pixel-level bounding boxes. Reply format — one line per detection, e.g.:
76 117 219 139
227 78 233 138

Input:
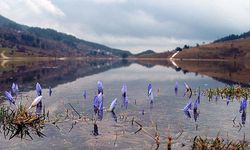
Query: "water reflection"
1 59 250 149
0 59 131 94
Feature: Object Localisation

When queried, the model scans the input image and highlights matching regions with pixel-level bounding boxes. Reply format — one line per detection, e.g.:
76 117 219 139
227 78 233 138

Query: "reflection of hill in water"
1 58 250 94
134 59 250 86
0 59 131 92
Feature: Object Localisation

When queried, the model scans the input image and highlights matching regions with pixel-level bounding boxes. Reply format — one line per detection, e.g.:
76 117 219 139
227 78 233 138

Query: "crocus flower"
215 95 218 102
197 87 201 104
111 111 117 122
184 82 192 99
98 109 103 121
12 83 18 94
98 93 103 111
36 82 42 96
193 109 199 122
226 96 230 105
28 96 42 109
148 83 154 103
36 103 42 115
241 110 246 125
141 109 145 115
148 83 152 96
93 96 99 114
4 91 15 105
83 90 87 99
97 81 103 94
239 98 247 113
121 84 127 96
194 99 199 110
12 83 16 93
49 86 52 96
183 99 192 111
124 96 128 109
109 98 117 112
184 110 191 118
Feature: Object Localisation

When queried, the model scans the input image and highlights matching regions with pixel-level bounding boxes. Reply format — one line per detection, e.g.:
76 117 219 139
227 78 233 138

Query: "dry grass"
205 86 249 101
192 135 248 150
0 104 46 140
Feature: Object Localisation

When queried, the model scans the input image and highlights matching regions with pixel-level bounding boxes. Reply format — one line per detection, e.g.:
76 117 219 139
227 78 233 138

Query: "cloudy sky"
0 0 249 53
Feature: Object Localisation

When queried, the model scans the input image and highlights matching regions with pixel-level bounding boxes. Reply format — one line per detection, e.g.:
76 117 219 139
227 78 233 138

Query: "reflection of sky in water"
0 62 249 149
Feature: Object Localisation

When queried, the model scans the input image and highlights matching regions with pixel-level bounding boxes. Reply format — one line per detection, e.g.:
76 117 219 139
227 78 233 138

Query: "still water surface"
0 59 249 149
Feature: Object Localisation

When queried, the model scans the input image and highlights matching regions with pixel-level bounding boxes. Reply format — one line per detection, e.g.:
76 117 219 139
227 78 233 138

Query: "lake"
0 59 249 149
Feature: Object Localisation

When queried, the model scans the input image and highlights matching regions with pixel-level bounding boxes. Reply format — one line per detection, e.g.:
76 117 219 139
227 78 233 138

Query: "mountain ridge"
0 15 132 58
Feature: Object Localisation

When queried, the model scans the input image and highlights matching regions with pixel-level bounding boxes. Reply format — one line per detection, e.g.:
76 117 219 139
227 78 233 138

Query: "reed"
0 104 46 140
191 135 248 150
204 86 249 101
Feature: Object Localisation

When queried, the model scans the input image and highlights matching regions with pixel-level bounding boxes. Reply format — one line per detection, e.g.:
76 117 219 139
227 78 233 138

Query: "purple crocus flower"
97 81 103 94
12 83 16 93
148 83 152 96
148 83 154 103
98 93 103 111
5 91 15 105
121 84 127 95
183 82 192 99
184 110 191 118
109 98 117 112
49 86 52 96
98 109 103 121
93 95 99 114
83 90 87 99
183 99 192 111
226 96 230 105
193 109 199 122
121 84 128 108
36 82 42 96
239 98 247 113
241 110 246 125
111 111 117 122
215 95 218 102
194 99 199 109
12 83 18 94
124 96 128 109
197 88 201 104
141 109 145 115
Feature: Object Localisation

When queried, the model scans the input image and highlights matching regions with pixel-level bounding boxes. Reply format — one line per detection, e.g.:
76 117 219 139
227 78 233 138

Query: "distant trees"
21 34 35 42
3 34 17 42
214 31 250 43
175 47 182 51
174 45 190 52
183 45 190 49
214 34 239 43
122 53 129 58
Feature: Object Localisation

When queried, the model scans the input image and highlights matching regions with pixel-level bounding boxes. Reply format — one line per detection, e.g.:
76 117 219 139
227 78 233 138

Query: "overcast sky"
0 0 249 53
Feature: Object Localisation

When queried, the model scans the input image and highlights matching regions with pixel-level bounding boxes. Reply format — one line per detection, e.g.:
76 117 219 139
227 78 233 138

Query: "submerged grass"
205 86 250 101
192 135 248 150
0 85 249 149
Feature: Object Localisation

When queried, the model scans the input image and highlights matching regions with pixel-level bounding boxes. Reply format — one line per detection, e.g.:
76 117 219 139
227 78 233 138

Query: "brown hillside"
174 38 250 60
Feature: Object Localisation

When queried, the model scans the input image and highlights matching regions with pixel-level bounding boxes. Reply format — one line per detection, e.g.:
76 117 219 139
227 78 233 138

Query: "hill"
172 32 250 60
214 31 250 43
135 50 156 56
0 15 131 58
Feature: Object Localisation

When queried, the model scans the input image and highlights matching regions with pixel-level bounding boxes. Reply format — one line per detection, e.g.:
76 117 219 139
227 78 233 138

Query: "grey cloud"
1 0 249 52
